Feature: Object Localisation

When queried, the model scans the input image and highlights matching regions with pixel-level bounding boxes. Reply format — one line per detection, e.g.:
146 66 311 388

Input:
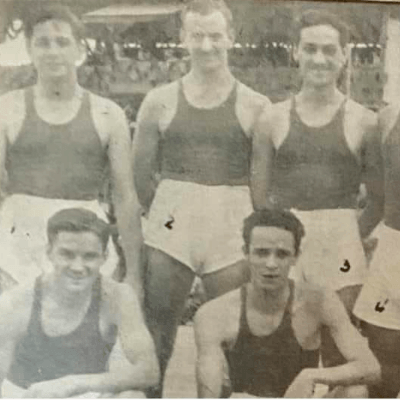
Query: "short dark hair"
181 0 233 30
47 208 110 251
243 209 305 256
293 10 349 48
24 4 85 43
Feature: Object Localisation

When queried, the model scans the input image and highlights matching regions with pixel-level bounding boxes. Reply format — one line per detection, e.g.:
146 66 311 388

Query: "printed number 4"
375 299 389 313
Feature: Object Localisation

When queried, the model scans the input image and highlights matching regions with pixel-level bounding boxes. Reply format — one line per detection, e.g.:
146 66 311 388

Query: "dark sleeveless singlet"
159 80 251 186
382 112 400 230
225 281 319 398
270 98 361 210
6 87 108 200
8 276 117 389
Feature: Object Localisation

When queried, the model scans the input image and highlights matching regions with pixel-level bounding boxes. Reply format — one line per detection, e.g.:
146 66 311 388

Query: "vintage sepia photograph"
0 0 398 397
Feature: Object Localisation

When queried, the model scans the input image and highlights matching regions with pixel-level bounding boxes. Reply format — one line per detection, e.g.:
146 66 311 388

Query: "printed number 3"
340 259 351 273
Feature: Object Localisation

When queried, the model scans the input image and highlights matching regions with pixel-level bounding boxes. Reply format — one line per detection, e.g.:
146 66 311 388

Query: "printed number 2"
340 259 351 273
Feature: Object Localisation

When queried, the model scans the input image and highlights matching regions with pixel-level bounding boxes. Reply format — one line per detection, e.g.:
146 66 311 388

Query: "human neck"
37 74 79 101
298 82 341 107
47 278 92 310
248 281 290 315
187 65 234 88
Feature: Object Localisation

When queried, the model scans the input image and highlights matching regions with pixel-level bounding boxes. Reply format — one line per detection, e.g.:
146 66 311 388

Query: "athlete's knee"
325 385 368 398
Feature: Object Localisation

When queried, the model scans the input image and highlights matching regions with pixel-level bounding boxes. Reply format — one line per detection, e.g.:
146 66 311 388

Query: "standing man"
195 209 380 398
0 5 142 293
132 0 270 395
252 10 383 306
0 208 158 398
352 103 400 397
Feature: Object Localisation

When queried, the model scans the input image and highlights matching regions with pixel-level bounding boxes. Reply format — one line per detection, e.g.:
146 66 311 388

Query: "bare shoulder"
89 91 126 119
294 281 325 318
0 89 25 124
0 89 24 108
379 103 400 140
195 288 241 346
346 99 377 131
0 281 35 336
143 81 179 110
256 98 291 133
102 278 136 307
237 82 271 110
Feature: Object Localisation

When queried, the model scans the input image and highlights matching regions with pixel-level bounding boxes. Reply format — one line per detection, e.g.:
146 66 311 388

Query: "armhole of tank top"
382 104 400 145
235 83 258 139
6 90 28 146
286 280 295 315
27 277 43 333
239 285 248 331
88 93 110 149
273 100 292 151
159 81 180 136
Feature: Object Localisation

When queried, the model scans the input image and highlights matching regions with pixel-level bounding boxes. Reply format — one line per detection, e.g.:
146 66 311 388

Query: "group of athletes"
0 0 398 397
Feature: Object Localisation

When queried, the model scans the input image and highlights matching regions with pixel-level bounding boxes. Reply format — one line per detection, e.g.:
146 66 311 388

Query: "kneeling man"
195 209 380 398
0 208 158 398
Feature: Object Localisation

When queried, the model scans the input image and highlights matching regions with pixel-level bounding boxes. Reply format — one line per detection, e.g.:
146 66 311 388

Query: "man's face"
28 19 84 79
294 24 346 87
181 11 233 72
47 231 106 293
248 226 296 291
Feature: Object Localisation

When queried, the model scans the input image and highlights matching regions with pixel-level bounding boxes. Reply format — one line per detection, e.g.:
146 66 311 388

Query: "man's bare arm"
358 112 384 238
0 92 17 204
132 90 161 212
313 290 380 387
194 299 238 398
0 286 33 387
75 283 159 393
107 103 143 293
251 106 275 210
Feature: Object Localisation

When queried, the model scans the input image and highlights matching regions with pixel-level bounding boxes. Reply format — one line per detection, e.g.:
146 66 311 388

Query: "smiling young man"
132 0 270 395
195 209 380 398
0 5 142 293
0 208 158 398
252 10 383 314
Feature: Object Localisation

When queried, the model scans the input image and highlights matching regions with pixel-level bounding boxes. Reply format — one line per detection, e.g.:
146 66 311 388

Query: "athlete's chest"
40 297 92 337
273 106 364 159
246 303 320 350
34 97 82 125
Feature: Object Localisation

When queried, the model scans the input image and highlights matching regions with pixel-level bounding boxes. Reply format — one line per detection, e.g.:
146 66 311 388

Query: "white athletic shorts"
290 209 367 291
354 223 400 329
0 194 119 287
142 180 253 275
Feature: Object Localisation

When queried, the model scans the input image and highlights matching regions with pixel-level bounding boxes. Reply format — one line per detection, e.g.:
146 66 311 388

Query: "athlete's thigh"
202 259 249 301
144 246 195 315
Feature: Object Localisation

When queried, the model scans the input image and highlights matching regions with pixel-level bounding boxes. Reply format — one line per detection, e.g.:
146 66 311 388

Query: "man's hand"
23 377 77 398
284 369 316 398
